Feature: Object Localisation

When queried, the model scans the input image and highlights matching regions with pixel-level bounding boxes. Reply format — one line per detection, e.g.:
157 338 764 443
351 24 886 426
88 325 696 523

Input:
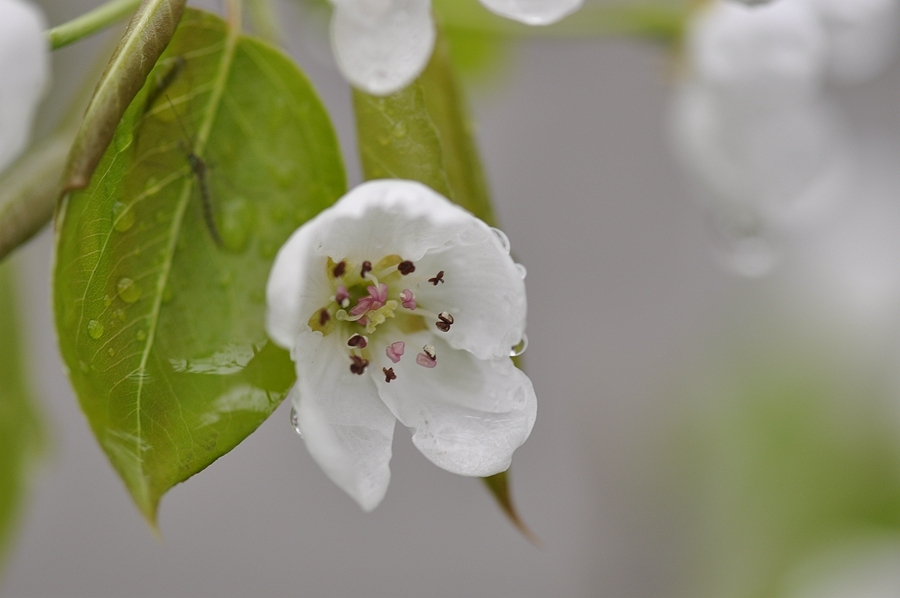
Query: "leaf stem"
46 0 143 50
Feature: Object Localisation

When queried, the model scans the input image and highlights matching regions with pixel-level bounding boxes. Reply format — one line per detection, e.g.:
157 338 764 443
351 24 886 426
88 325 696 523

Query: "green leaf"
353 34 497 226
0 260 43 573
54 8 346 525
354 32 535 532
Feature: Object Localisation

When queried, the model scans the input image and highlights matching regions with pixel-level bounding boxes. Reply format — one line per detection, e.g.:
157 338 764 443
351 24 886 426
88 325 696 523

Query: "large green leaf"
54 9 346 525
354 33 535 531
0 260 43 573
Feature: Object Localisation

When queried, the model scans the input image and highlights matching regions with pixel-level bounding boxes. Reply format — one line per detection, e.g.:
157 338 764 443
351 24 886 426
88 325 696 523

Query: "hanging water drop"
290 406 303 438
490 227 511 253
515 263 527 279
510 334 528 357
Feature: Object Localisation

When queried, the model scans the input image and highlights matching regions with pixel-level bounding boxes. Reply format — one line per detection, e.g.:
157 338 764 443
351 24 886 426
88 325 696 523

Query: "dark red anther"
319 309 330 326
436 311 454 332
428 270 445 285
398 261 415 275
383 367 397 383
347 334 368 348
350 355 369 375
332 260 346 278
360 261 372 277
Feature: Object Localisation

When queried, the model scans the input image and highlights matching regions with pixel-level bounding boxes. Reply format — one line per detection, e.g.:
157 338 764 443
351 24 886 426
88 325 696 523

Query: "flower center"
308 254 455 380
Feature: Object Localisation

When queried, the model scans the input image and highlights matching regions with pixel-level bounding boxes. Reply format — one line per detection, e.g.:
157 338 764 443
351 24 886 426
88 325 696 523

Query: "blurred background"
3 0 900 596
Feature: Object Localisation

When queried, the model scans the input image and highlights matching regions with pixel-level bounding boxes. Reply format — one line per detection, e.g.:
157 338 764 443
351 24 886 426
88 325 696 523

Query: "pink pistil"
335 285 349 304
386 341 405 363
349 283 389 317
400 289 416 310
416 352 437 369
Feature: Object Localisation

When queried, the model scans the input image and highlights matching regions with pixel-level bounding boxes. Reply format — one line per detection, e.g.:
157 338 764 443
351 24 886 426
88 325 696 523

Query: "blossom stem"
46 0 142 50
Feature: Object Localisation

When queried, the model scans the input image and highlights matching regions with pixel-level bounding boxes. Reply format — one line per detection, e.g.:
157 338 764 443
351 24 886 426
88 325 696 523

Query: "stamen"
349 355 369 375
332 261 346 278
347 334 368 348
436 311 454 332
386 341 405 363
428 270 445 285
400 289 416 310
319 309 330 326
383 367 397 383
416 345 437 369
398 260 416 275
360 261 372 278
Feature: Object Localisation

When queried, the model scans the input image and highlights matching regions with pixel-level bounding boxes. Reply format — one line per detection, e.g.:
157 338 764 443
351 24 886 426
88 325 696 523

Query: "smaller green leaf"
0 260 44 574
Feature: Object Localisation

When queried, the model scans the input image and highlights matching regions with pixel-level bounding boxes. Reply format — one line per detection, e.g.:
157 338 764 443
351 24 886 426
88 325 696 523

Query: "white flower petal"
266 221 333 350
330 0 435 95
0 0 49 173
374 333 536 477
414 234 526 361
478 0 582 25
293 330 396 511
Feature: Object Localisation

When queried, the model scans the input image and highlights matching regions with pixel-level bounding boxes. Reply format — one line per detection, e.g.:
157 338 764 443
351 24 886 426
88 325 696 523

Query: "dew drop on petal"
87 319 104 339
289 406 303 438
515 263 527 279
117 277 142 303
490 227 511 253
510 334 528 357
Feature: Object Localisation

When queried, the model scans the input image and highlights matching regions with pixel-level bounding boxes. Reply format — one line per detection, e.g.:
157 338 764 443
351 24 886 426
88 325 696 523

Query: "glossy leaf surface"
0 260 43 572
54 9 345 524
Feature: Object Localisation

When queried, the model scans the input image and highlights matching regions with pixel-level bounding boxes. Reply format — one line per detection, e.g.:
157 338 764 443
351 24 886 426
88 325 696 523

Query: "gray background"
2 0 899 596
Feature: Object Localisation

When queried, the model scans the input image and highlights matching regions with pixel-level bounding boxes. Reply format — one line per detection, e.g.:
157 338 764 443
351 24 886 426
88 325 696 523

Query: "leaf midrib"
130 17 241 512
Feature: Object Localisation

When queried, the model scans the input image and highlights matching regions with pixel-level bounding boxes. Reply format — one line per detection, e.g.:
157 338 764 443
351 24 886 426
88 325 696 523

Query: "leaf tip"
482 470 540 546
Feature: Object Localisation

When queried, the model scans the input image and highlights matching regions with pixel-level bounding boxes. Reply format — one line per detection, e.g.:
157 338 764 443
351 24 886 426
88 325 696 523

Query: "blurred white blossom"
266 179 535 510
329 0 582 94
0 0 49 173
670 0 899 276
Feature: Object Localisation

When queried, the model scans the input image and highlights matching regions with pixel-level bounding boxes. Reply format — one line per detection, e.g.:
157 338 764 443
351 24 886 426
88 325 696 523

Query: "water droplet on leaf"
136 329 147 341
117 277 142 303
87 319 104 339
219 196 255 253
112 201 135 232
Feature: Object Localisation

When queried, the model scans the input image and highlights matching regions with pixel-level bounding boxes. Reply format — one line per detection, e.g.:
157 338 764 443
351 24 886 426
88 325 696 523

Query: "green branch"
46 0 142 50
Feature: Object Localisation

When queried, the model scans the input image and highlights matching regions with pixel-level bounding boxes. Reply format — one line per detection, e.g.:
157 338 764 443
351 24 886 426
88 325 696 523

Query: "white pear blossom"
266 179 536 511
0 0 49 174
328 0 582 95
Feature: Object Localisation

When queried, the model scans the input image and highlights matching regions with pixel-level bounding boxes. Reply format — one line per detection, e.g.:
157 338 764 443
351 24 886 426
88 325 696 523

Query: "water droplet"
103 294 113 307
490 227 511 253
117 277 142 303
135 329 147 341
87 319 104 339
115 308 126 322
79 360 90 373
112 201 135 232
510 334 528 357
290 406 303 438
219 197 255 253
392 121 408 138
515 263 527 279
108 348 116 357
